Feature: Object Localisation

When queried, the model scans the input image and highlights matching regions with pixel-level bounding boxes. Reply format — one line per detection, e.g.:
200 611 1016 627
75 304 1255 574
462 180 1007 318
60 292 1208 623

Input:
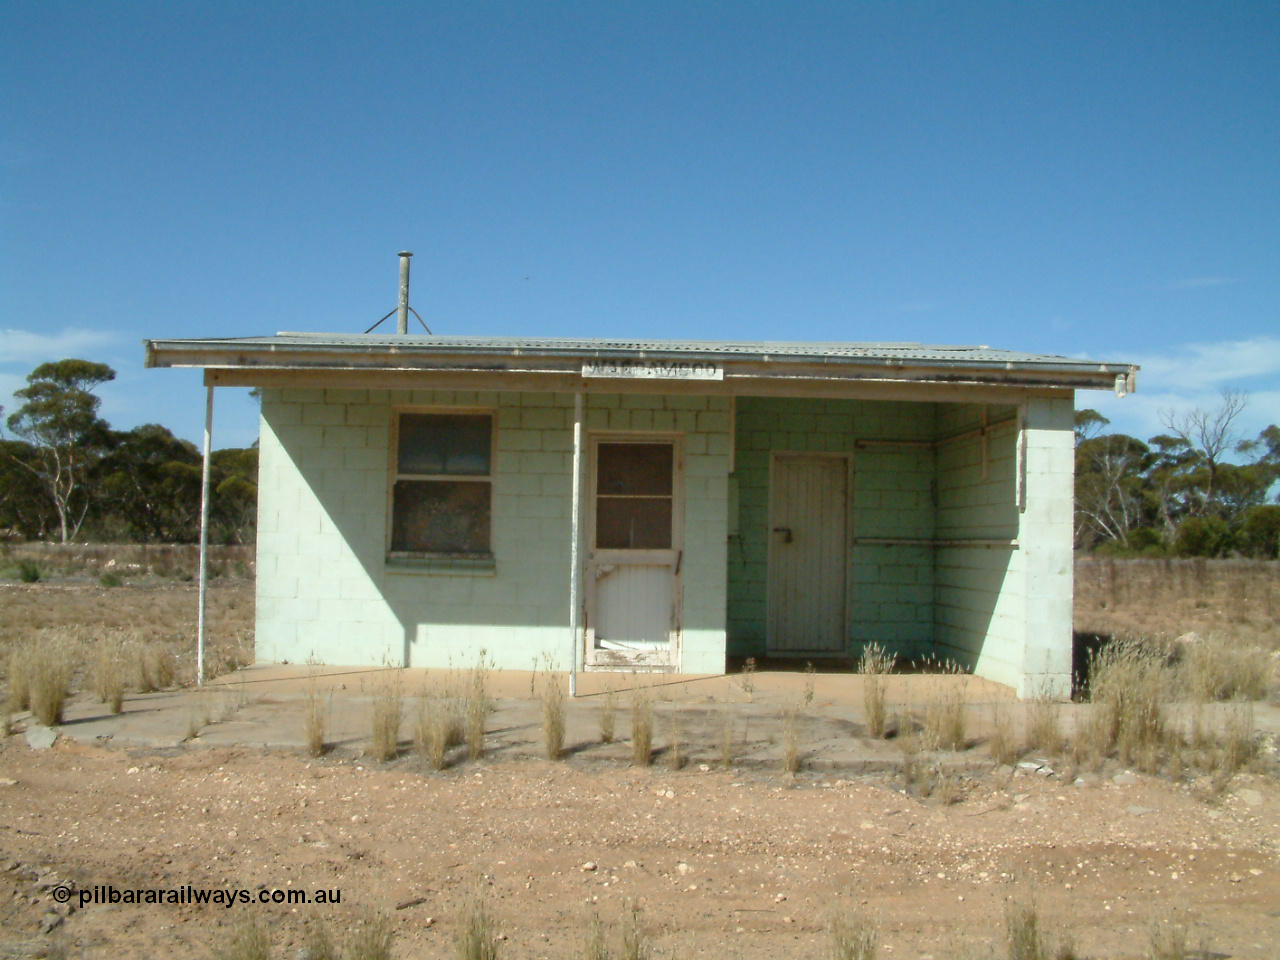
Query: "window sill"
385 554 497 576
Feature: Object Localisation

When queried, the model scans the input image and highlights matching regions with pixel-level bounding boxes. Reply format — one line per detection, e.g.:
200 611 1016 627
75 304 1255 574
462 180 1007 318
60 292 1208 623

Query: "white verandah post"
196 384 215 686
568 390 585 697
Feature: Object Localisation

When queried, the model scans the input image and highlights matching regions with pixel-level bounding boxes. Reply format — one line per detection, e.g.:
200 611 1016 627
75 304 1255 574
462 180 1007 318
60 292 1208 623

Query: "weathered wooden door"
767 454 848 654
584 436 682 669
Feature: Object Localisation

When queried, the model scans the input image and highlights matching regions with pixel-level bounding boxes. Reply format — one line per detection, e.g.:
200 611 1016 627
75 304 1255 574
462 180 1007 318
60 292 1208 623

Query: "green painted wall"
932 403 1021 673
727 396 938 659
256 388 730 672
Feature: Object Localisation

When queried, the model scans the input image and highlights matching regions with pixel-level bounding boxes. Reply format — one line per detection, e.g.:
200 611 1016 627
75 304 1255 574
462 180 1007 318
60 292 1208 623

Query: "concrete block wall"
727 397 937 658
255 388 729 672
1016 396 1076 697
931 400 1075 697
932 403 1022 680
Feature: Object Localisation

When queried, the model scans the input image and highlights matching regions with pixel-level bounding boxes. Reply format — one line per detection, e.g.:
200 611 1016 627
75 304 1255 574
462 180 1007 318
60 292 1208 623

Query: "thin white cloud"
0 327 118 366
1086 335 1280 443
1134 335 1280 393
1092 388 1280 445
1166 276 1238 290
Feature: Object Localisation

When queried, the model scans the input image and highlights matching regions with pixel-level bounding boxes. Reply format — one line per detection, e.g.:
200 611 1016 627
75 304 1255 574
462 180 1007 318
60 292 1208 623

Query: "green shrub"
16 560 40 583
1239 505 1280 559
99 572 124 588
1174 517 1231 558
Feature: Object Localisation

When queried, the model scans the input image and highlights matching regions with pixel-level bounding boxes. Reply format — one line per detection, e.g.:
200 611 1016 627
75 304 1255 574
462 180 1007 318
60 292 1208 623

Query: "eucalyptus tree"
4 359 116 542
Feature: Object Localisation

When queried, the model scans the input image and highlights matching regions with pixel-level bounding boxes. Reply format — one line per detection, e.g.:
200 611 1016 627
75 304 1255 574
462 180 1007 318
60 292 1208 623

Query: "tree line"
1075 390 1280 558
1 359 257 544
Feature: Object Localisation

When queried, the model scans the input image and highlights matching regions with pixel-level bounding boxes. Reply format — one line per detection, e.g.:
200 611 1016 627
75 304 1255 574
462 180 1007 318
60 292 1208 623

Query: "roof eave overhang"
144 340 1136 392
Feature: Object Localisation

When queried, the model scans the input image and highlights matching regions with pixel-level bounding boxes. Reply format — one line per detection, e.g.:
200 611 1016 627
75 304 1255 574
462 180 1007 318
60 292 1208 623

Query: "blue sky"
2 1 1277 450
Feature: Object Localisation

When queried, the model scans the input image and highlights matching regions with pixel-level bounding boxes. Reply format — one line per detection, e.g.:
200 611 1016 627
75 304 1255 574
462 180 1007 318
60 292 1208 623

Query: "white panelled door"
767 454 848 654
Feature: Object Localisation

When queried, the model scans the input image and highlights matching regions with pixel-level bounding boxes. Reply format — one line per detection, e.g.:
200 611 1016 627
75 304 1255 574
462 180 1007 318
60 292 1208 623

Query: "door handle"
772 526 793 543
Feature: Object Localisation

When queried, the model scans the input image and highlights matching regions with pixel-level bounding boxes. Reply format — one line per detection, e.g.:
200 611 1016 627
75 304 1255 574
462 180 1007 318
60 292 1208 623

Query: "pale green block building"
146 333 1136 698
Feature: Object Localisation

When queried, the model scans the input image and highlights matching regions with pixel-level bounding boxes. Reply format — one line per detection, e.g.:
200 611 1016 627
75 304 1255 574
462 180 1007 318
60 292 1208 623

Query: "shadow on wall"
260 392 562 669
725 396 1021 677
258 390 727 671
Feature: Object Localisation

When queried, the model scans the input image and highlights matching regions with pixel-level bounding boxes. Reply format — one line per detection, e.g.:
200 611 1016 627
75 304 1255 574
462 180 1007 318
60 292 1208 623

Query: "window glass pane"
391 480 491 554
596 497 672 549
597 443 673 496
398 414 491 476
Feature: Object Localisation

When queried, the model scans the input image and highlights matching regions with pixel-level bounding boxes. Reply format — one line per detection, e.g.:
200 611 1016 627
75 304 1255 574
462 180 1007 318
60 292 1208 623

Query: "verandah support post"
568 390 584 697
196 384 215 686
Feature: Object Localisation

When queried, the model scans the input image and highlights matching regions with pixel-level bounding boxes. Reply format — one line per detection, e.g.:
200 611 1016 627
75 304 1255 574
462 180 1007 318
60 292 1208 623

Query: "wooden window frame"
386 407 497 561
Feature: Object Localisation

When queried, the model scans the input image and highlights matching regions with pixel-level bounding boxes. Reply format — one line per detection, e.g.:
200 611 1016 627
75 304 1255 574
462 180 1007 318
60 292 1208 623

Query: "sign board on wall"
582 359 724 381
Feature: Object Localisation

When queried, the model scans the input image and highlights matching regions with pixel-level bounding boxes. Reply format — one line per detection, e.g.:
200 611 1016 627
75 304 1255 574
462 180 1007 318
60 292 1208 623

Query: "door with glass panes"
584 435 682 669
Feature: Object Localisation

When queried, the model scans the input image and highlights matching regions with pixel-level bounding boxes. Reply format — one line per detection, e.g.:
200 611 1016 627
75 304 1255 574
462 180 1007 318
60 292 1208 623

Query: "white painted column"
196 384 215 686
1017 395 1075 698
567 390 585 697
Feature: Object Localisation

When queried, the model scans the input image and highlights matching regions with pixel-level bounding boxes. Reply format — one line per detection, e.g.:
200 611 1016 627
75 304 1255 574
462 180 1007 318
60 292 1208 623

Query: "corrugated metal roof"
147 331 1135 373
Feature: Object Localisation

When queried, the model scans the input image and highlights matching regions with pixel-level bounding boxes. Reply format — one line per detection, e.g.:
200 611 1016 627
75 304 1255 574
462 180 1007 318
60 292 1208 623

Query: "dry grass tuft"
1069 708 1112 772
540 663 566 761
719 707 735 770
214 916 273 960
1179 635 1270 701
1026 688 1064 756
583 913 609 960
583 903 652 960
454 890 500 960
932 767 965 805
829 907 878 960
369 669 404 762
860 642 891 739
1003 895 1079 960
132 641 176 693
630 688 653 767
415 691 460 771
301 922 338 960
6 642 34 715
922 665 967 752
27 642 72 726
345 910 395 960
666 708 684 770
91 639 126 714
303 675 328 758
1089 639 1169 770
619 902 651 960
599 689 616 744
1147 918 1196 960
988 702 1021 766
782 704 801 774
1004 898 1048 960
1219 703 1258 772
464 651 493 761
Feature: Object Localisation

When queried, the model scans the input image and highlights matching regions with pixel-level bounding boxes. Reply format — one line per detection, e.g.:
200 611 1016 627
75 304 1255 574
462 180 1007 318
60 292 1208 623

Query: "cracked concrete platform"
15 664 1278 774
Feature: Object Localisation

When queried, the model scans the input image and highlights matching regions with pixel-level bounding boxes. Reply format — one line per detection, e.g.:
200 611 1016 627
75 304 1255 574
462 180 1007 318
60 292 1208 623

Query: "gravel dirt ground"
2 578 1278 958
1 736 1277 959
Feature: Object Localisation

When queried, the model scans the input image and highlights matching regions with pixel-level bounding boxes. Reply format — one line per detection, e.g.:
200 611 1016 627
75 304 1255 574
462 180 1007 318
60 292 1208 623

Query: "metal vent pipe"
396 251 413 334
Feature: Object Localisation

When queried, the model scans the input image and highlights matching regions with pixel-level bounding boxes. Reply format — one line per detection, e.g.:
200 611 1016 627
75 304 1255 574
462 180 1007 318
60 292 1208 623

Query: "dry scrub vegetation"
1076 556 1280 650
1 542 254 583
0 580 253 717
